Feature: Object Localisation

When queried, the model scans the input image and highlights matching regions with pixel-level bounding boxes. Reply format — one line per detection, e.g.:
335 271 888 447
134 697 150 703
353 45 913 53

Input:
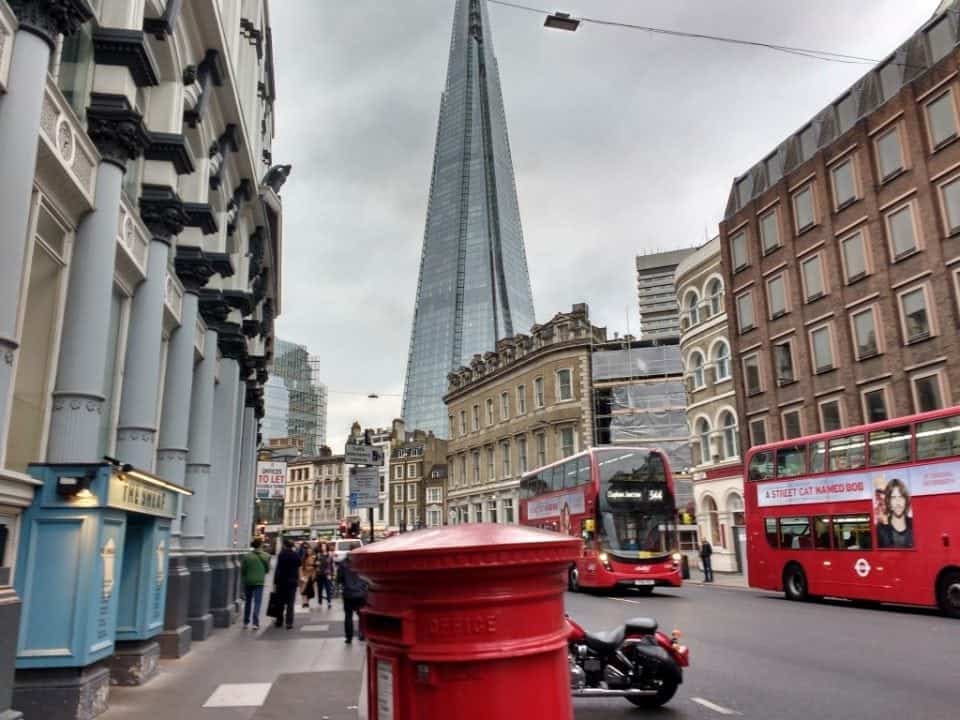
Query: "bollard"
352 524 581 720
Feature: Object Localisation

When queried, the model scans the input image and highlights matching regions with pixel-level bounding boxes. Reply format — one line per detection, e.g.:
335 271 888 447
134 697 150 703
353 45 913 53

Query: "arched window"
690 352 705 389
707 278 724 316
684 290 700 328
720 410 739 459
702 495 721 545
696 417 712 465
713 340 731 381
728 493 745 526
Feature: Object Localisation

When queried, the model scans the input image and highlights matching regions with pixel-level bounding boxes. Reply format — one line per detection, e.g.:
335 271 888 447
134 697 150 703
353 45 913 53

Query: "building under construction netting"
263 338 328 455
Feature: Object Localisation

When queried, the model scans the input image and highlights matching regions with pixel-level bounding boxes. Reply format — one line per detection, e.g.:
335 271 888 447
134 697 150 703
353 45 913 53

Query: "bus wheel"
568 567 580 593
783 564 809 602
936 569 960 618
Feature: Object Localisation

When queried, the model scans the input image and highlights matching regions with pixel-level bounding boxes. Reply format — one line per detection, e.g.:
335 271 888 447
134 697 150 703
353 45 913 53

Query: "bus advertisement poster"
526 489 585 521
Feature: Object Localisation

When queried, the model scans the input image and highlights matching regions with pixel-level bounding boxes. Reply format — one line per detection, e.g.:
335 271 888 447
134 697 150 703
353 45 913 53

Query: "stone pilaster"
47 97 147 462
115 187 188 470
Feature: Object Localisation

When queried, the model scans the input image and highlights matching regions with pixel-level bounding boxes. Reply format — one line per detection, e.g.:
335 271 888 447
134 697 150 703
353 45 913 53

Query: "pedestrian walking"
273 539 301 629
317 542 335 609
241 538 271 629
699 539 714 583
337 554 368 644
300 544 318 608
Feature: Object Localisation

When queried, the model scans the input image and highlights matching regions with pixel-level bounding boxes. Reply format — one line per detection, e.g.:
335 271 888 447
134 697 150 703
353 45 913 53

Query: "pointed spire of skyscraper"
401 0 536 436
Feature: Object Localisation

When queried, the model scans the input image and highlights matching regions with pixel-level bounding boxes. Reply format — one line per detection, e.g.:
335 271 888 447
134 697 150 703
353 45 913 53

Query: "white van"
333 538 363 563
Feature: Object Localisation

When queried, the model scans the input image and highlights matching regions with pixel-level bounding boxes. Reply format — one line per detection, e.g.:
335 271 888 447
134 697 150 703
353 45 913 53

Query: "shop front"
12 463 190 719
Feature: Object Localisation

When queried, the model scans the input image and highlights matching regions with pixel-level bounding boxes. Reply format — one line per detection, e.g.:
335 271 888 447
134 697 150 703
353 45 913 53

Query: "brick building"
720 4 960 450
387 421 447 531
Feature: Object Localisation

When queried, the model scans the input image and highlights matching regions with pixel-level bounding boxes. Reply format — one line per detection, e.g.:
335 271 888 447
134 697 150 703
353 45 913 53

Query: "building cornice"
92 27 160 87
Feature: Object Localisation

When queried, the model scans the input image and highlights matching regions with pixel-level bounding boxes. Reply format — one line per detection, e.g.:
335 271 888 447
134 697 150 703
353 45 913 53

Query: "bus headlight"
598 552 612 571
671 552 682 564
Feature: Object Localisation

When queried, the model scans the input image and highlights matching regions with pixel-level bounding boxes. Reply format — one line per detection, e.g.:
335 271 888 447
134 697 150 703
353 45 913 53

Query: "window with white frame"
809 324 835 373
862 386 890 423
819 398 843 432
840 229 869 283
774 339 795 385
886 203 919 259
427 509 442 527
713 341 731 381
486 398 494 426
743 353 762 395
912 371 946 412
488 500 498 524
518 436 528 474
459 455 466 487
557 369 573 401
831 158 857 208
793 183 815 233
427 487 442 504
748 418 767 448
876 124 904 180
536 432 546 466
766 273 788 318
926 89 958 149
503 498 515 523
899 285 933 343
736 290 755 332
394 507 404 528
472 404 480 431
851 306 880 359
501 440 511 477
392 484 403 503
940 176 960 235
487 446 495 481
696 418 712 464
472 451 480 484
782 409 804 439
720 411 738 459
707 278 724 315
760 208 780 254
684 290 700 327
766 152 782 185
459 410 466 435
690 351 706 389
534 377 545 407
517 384 527 414
730 230 748 271
406 483 417 501
449 415 455 437
500 392 509 420
474 503 483 523
560 427 575 458
800 253 826 301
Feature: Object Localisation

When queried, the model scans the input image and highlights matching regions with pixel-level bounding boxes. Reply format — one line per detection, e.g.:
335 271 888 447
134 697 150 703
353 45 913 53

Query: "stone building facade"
675 237 746 573
721 4 960 451
283 449 346 540
387 421 446 532
0 2 285 717
444 305 605 524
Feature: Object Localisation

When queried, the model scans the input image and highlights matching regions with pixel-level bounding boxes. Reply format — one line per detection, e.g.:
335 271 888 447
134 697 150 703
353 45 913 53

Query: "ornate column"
236 404 257 544
46 95 149 463
0 0 93 467
114 189 188 469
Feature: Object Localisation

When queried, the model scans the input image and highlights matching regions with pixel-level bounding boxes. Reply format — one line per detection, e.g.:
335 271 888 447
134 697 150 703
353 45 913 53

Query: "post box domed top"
351 524 581 575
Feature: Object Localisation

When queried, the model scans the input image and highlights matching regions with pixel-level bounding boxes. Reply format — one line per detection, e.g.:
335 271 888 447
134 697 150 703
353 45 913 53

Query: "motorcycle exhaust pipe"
572 688 658 698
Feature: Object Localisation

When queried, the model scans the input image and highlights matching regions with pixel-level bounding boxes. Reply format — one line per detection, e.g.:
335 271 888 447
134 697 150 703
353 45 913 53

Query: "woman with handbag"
299 544 318 608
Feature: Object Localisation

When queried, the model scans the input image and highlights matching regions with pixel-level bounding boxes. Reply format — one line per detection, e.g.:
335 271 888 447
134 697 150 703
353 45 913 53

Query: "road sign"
349 466 379 509
344 443 384 467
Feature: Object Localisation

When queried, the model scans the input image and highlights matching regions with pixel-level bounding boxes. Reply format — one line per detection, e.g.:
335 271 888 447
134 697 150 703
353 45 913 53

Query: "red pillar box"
352 524 581 720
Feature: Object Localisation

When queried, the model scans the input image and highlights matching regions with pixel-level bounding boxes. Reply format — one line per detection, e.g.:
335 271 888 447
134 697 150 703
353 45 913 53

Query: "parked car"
333 538 363 563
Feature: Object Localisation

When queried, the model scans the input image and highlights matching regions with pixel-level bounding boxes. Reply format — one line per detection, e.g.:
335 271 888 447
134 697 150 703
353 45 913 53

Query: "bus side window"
779 517 812 549
832 515 872 550
868 427 911 467
764 518 779 547
565 459 579 489
810 441 826 474
776 446 806 478
814 517 832 549
916 416 960 460
749 451 775 480
829 434 866 471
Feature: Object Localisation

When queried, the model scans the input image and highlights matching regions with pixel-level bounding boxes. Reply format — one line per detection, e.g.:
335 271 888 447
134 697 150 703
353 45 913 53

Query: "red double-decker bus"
744 407 960 616
519 446 682 594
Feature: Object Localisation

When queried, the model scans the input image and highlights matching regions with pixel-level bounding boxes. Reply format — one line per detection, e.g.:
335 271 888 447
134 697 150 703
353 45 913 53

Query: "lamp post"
544 11 580 31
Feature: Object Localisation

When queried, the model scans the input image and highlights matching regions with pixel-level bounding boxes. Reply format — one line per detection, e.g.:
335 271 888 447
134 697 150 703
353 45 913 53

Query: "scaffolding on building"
265 339 328 455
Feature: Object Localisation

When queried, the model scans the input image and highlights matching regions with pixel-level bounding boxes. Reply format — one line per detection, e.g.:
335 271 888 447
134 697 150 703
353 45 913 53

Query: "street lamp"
544 11 580 32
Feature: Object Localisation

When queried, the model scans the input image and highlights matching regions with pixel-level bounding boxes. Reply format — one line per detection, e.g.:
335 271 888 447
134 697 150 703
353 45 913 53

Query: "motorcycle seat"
584 627 625 654
625 617 658 634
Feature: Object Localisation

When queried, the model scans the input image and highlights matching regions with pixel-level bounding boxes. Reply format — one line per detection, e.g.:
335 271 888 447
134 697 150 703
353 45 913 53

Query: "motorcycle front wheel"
626 676 678 709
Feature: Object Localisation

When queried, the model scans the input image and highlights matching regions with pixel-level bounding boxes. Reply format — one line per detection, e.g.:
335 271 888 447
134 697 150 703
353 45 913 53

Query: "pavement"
101 578 958 720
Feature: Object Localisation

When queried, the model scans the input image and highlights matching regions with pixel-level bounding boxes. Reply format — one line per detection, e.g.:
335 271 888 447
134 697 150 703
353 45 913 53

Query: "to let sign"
256 461 287 499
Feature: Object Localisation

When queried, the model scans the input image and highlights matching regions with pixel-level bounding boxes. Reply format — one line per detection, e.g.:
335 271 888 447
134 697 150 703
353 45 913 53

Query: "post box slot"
365 612 405 641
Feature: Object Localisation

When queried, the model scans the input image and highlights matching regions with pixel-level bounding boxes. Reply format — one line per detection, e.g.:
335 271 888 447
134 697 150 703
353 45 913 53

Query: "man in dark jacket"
699 540 714 583
273 539 301 629
337 555 368 644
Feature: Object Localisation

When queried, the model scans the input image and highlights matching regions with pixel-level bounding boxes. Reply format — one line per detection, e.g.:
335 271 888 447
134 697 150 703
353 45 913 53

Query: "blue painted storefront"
14 464 188 669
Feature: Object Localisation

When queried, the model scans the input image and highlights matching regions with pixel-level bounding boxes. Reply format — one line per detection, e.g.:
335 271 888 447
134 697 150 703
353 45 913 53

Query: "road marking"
203 683 273 707
301 624 331 632
606 597 646 604
692 697 740 715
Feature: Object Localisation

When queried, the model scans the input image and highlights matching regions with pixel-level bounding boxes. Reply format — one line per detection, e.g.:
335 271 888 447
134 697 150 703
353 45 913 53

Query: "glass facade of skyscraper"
402 0 536 436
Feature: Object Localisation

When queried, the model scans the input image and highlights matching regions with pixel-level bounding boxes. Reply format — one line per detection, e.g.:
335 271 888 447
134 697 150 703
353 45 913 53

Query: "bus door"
827 513 887 599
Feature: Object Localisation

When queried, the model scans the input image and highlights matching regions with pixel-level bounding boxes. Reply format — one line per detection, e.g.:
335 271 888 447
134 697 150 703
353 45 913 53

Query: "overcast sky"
268 0 935 451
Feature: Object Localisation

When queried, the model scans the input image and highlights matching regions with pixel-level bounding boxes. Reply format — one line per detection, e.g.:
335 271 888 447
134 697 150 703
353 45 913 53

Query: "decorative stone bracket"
92 27 160 87
8 0 93 50
174 246 216 292
139 184 189 242
86 93 150 169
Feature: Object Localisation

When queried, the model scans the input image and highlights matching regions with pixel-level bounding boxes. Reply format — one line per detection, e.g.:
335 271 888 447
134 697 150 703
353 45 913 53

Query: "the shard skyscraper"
402 0 537 437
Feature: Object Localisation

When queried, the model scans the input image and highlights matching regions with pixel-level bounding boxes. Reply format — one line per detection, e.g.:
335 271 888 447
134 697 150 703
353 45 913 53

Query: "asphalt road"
567 584 958 720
